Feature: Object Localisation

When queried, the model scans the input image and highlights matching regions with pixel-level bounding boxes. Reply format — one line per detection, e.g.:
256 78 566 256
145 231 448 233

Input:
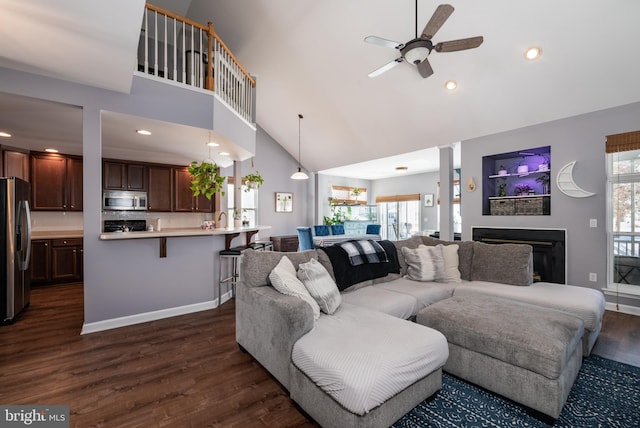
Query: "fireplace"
472 227 566 284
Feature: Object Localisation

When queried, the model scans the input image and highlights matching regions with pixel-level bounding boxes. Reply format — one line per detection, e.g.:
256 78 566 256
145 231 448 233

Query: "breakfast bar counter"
100 225 272 257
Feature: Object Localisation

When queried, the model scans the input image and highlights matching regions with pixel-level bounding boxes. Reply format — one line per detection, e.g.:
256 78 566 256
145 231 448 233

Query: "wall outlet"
589 218 597 228
589 272 597 282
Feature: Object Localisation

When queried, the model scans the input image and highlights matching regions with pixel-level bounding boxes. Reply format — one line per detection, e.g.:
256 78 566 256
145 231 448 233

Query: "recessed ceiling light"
444 80 458 91
136 129 152 135
206 141 219 147
524 46 542 60
0 131 11 138
396 166 408 174
44 148 59 153
219 151 230 156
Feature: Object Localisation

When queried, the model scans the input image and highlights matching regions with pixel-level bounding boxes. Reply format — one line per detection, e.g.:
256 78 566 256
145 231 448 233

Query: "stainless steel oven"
102 190 148 211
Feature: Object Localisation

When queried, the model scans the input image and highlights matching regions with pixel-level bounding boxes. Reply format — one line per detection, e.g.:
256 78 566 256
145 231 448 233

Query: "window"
607 131 640 297
330 185 367 205
228 180 258 227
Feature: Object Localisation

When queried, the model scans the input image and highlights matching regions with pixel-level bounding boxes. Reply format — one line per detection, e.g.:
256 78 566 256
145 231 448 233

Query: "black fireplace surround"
472 227 566 284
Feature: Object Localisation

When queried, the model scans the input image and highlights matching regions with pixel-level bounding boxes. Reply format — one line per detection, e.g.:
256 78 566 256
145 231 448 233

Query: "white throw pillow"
297 258 341 314
401 245 445 282
440 244 462 283
269 256 320 320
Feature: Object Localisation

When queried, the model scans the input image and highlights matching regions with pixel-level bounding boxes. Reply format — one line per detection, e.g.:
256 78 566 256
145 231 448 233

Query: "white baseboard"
605 302 640 316
81 299 219 334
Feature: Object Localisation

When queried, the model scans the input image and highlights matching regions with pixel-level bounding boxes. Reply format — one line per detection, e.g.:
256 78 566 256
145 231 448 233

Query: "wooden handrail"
145 3 208 31
145 3 255 88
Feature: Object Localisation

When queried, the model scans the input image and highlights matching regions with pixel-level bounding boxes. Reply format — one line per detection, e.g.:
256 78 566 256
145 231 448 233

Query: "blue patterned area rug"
393 355 640 427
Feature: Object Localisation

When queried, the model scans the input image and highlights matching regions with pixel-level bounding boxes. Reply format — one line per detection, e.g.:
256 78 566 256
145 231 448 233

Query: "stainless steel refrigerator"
1 177 32 324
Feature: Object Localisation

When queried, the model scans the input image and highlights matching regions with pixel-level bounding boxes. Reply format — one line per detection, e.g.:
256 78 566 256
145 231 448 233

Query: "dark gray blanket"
320 240 400 291
338 239 388 266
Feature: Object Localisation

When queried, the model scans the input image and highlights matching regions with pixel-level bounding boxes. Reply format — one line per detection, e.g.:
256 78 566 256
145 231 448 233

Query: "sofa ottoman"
416 295 584 419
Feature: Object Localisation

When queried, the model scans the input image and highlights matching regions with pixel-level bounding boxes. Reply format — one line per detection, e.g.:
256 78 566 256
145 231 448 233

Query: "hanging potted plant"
188 161 226 200
243 171 264 191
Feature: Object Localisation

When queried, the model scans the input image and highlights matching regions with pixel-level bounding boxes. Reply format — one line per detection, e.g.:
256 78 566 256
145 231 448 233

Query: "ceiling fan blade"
435 36 484 52
417 58 434 78
368 58 404 78
364 35 403 49
421 4 454 39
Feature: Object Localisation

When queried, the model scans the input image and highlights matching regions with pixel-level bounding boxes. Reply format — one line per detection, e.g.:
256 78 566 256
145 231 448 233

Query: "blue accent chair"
314 225 330 236
330 224 345 235
296 227 314 251
366 224 381 235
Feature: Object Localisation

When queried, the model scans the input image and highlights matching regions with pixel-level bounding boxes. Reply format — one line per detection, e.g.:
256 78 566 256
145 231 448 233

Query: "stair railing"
139 4 256 122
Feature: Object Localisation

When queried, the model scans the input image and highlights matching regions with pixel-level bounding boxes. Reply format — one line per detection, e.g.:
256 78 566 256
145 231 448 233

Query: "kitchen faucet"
217 211 227 229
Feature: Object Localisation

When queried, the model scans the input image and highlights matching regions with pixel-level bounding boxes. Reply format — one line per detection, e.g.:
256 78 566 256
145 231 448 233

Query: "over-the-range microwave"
103 190 148 211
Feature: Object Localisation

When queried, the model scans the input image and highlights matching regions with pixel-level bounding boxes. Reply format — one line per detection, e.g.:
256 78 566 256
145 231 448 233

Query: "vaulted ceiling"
1 1 640 178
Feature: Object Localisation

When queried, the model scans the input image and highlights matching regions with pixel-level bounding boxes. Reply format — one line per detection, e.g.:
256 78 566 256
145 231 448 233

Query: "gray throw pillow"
269 256 321 319
298 258 341 314
401 245 445 282
471 242 533 286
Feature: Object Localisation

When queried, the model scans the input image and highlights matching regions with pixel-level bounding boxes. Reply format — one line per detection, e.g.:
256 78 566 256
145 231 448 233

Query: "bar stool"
218 245 248 303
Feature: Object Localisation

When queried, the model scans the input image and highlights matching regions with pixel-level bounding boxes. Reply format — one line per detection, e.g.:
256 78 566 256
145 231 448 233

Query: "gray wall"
239 126 311 238
461 101 640 310
0 66 305 327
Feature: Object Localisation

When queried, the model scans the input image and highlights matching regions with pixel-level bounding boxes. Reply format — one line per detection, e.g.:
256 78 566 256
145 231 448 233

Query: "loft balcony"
137 4 255 123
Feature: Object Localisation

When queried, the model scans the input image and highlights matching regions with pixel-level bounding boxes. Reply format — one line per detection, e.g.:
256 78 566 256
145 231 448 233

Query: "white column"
439 145 454 241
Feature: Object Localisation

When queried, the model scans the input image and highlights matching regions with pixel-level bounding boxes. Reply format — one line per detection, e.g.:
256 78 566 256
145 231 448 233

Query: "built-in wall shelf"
482 146 551 216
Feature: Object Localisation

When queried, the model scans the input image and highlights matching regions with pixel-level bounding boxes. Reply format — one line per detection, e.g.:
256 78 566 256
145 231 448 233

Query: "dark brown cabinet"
148 166 173 212
31 152 83 211
31 238 83 284
30 240 51 283
173 167 213 212
270 235 299 252
2 147 30 181
103 160 147 191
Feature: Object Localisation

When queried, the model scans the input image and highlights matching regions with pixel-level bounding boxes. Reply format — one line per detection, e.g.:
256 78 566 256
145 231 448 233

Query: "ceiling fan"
365 2 483 79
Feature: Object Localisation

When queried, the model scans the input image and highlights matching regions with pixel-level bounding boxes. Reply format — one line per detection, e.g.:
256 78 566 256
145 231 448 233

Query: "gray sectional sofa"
236 235 606 427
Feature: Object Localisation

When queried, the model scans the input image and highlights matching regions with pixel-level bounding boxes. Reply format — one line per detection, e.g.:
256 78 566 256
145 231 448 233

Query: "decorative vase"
234 219 242 228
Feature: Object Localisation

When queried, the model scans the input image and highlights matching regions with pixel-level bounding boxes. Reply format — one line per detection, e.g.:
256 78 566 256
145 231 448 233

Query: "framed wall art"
275 192 293 212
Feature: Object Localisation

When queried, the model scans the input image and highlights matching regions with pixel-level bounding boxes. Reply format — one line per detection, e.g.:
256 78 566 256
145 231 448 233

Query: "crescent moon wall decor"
556 161 596 198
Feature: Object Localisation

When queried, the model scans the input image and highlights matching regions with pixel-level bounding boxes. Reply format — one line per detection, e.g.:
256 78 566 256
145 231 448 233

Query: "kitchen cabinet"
148 166 173 212
103 160 147 191
270 235 299 252
31 152 83 211
31 238 83 284
173 167 213 212
2 147 29 181
30 240 51 283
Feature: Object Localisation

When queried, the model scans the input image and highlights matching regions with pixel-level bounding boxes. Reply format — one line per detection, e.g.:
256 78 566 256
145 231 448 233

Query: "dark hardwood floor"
1 283 638 427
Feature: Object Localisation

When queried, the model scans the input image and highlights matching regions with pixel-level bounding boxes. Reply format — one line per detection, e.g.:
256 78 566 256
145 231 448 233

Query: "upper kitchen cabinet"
31 152 83 211
173 167 213 212
148 165 172 212
103 160 147 191
2 146 30 181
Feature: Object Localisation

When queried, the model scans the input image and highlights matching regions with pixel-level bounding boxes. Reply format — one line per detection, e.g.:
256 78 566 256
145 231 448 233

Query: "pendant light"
291 113 309 180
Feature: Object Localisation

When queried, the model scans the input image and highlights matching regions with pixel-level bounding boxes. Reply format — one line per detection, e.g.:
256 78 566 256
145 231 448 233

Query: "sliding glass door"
377 200 420 240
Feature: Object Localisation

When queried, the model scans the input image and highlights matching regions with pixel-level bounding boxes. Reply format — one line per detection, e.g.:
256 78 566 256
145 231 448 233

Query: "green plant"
188 161 226 200
243 171 264 192
351 187 362 200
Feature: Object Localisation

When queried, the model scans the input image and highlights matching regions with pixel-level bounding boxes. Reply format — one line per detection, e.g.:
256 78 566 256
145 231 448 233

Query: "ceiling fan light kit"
365 2 483 79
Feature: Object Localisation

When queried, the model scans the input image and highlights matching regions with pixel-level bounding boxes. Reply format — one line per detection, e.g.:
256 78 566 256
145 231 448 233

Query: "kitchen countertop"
32 230 84 240
99 225 272 241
